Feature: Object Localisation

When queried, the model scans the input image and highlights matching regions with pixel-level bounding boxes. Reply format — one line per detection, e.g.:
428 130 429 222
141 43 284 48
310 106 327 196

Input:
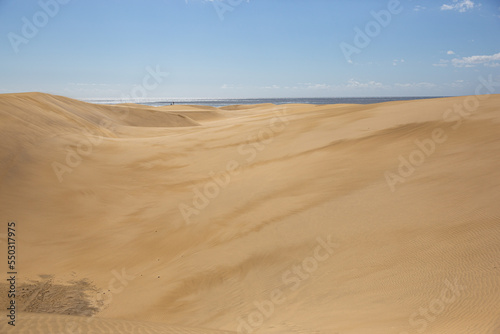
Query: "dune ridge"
1 93 499 333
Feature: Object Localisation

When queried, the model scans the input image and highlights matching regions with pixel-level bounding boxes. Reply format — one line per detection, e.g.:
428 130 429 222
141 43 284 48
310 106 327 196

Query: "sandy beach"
0 93 499 333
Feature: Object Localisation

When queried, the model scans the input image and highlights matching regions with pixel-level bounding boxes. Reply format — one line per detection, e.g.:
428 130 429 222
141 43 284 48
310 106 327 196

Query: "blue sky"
0 0 499 99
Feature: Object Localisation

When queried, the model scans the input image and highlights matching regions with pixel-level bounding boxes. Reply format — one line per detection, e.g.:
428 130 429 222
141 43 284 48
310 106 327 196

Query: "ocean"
83 96 445 108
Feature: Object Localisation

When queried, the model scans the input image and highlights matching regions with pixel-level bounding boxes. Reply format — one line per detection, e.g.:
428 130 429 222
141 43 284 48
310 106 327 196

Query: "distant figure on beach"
171 102 175 105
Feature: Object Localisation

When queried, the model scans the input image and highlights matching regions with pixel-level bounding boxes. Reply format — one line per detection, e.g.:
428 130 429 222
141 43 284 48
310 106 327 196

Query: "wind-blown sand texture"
1 93 499 333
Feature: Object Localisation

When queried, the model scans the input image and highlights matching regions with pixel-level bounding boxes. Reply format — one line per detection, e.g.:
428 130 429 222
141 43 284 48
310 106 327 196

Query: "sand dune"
0 313 237 334
1 93 500 333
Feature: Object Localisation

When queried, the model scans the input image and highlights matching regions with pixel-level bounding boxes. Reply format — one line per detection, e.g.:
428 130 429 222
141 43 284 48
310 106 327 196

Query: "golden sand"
1 93 499 333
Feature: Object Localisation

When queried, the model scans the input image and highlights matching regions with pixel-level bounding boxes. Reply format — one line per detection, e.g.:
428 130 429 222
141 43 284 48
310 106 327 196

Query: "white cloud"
395 82 437 89
440 0 476 13
433 60 448 67
261 85 280 89
450 80 466 87
393 59 405 66
413 5 426 11
306 83 331 90
451 52 500 67
346 79 386 89
294 83 332 90
447 50 455 55
329 80 444 93
485 62 500 68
